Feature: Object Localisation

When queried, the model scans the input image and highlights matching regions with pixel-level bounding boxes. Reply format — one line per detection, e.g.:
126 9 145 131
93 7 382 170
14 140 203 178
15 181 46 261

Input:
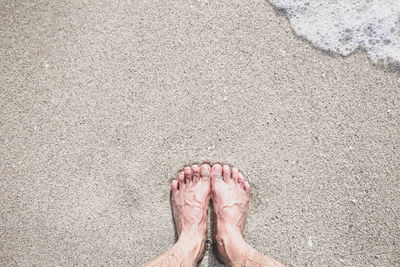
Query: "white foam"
269 0 400 64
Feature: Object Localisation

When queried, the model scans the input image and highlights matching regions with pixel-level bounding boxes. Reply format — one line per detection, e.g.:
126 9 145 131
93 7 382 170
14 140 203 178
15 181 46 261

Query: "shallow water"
268 0 400 65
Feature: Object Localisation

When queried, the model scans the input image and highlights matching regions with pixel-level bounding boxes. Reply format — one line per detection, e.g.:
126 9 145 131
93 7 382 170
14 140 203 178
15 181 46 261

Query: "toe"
200 164 211 179
178 171 185 189
244 181 251 192
231 167 239 182
211 164 223 181
171 180 178 191
184 167 192 184
192 165 200 183
238 172 245 186
223 165 231 183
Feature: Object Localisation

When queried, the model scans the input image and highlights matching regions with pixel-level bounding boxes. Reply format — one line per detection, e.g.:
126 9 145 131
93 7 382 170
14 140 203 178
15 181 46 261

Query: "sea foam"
268 0 400 65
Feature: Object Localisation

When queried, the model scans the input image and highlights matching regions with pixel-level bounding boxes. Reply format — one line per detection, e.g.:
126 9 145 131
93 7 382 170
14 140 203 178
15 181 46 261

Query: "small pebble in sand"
307 236 313 248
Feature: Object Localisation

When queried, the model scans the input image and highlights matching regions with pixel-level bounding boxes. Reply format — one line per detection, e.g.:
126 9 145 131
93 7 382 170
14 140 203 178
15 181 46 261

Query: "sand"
1 0 399 266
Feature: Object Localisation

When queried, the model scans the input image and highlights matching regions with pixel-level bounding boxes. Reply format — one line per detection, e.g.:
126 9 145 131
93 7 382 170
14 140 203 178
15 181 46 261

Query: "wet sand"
1 0 399 266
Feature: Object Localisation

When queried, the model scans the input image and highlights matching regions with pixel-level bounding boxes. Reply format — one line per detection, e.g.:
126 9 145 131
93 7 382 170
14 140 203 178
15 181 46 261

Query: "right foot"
210 164 253 266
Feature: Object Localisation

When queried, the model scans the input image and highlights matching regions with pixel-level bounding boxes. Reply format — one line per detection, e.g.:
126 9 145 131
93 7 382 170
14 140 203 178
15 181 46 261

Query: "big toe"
211 164 223 181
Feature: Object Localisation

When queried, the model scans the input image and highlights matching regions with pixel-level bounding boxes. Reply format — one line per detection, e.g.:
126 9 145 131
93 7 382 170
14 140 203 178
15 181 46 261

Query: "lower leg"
143 232 205 267
215 231 283 267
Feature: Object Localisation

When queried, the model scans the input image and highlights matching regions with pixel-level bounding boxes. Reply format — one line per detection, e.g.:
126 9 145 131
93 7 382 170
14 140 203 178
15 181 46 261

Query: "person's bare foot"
145 163 284 267
169 164 211 266
210 164 253 266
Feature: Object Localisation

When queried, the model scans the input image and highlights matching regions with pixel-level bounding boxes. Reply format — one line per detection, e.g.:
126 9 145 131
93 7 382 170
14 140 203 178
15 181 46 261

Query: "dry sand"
1 0 399 266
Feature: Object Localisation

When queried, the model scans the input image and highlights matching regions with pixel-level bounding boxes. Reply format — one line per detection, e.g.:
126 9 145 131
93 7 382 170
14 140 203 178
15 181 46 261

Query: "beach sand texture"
1 0 399 266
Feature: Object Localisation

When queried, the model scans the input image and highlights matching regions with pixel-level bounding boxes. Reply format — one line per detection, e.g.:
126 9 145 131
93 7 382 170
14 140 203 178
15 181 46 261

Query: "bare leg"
144 164 211 267
210 164 285 267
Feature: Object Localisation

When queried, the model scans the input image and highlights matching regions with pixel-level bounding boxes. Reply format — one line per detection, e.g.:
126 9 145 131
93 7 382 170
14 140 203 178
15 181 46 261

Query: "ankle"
171 232 205 266
215 229 253 266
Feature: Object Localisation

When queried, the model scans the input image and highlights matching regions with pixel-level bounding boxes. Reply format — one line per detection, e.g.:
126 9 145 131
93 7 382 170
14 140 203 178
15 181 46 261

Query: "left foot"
169 164 211 265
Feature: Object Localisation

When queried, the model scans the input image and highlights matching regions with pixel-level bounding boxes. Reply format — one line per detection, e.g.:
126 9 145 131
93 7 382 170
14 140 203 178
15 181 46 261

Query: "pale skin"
144 163 285 267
